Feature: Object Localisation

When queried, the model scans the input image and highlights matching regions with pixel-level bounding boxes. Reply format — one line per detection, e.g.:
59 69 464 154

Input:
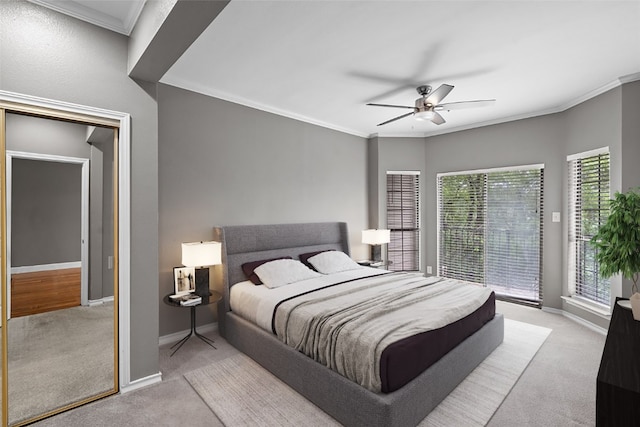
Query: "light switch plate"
552 212 561 222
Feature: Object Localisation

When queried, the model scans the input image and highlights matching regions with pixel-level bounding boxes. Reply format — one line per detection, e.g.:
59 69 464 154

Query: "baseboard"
120 372 162 394
11 261 81 274
542 306 608 335
541 306 563 315
158 322 218 347
88 296 114 306
561 309 608 335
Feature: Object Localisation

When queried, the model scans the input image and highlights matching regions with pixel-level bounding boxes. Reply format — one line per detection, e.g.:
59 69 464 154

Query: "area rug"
185 319 551 426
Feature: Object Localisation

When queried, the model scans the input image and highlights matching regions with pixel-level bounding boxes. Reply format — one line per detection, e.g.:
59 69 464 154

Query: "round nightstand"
164 290 222 357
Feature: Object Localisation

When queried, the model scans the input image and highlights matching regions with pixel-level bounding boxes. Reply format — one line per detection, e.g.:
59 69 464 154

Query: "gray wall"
1 1 159 381
6 113 91 158
87 134 115 301
620 80 640 298
100 141 115 300
368 136 426 265
11 159 81 266
621 81 640 194
89 144 105 299
157 83 368 336
5 113 88 266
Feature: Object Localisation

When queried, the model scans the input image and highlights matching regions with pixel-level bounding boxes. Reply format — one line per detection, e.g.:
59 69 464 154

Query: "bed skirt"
220 307 504 427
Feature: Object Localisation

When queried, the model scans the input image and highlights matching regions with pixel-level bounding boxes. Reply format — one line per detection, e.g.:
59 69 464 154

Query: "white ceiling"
35 1 640 138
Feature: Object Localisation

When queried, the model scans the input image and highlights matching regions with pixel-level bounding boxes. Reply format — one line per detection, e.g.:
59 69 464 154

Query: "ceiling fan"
367 84 495 126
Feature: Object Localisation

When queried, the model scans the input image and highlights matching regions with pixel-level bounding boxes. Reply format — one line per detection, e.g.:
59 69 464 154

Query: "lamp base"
194 268 211 300
371 245 382 262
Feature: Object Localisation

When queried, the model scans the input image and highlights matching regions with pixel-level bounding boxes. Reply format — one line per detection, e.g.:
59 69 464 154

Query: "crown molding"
421 73 640 139
28 0 146 36
163 71 640 141
618 71 640 85
159 77 371 138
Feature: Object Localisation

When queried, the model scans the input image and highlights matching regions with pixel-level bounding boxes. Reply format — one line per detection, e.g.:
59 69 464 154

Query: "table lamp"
362 229 391 262
182 241 222 297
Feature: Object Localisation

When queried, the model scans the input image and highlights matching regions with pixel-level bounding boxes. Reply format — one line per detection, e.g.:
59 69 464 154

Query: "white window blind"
438 166 544 305
386 172 420 271
438 173 486 283
568 149 610 306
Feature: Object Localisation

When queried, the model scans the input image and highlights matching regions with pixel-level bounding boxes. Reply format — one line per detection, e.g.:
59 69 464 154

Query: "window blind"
438 167 544 305
437 173 486 283
386 173 420 271
568 150 610 306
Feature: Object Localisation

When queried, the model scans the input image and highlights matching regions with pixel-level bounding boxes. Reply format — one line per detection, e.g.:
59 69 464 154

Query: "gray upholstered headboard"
213 222 350 318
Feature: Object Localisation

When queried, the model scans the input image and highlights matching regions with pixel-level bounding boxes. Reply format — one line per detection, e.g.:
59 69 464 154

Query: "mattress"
380 291 495 392
230 268 495 393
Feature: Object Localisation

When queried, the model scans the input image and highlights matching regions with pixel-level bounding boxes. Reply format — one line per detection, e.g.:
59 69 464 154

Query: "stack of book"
180 294 202 306
170 293 202 306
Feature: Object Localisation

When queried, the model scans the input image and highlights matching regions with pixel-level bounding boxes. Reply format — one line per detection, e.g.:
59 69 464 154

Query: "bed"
214 222 504 427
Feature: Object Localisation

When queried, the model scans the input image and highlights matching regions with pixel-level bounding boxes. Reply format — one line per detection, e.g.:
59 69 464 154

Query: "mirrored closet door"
0 104 119 426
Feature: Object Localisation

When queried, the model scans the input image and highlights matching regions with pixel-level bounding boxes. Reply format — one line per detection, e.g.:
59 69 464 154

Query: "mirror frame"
0 91 132 426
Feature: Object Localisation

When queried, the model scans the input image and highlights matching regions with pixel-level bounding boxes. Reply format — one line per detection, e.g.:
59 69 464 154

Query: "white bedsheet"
230 267 387 332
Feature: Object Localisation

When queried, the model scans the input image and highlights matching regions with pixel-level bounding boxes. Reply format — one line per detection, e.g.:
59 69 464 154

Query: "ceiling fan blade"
377 111 415 126
435 99 496 111
431 111 446 125
367 103 414 110
425 84 454 105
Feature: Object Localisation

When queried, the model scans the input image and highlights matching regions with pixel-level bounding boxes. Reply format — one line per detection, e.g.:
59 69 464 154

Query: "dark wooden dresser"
596 297 640 426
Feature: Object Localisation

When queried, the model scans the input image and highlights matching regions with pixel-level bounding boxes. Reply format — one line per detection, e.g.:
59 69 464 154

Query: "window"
386 172 420 271
438 165 544 305
568 148 610 306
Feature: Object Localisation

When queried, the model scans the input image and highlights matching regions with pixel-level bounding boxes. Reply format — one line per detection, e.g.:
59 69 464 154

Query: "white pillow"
308 250 361 274
253 259 322 289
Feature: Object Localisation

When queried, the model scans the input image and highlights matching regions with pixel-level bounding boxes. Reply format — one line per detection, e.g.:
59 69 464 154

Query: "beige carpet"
185 319 551 426
7 303 115 425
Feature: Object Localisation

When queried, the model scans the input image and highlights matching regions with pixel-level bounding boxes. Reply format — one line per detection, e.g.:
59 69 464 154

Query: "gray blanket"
273 272 493 392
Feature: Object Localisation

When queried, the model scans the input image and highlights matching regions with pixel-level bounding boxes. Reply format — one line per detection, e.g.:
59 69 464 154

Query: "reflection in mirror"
0 336 2 427
5 113 116 425
1 107 4 424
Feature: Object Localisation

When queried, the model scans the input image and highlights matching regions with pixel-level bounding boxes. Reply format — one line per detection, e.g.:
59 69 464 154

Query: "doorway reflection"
4 113 117 425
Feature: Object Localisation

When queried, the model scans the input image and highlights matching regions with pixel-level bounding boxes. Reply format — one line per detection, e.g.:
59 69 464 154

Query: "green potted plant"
591 188 640 319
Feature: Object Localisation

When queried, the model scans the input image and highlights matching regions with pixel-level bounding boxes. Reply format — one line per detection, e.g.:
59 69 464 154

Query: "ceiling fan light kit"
414 110 435 121
367 84 496 127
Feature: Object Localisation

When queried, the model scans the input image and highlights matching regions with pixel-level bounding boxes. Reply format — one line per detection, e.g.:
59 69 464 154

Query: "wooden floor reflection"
11 269 81 318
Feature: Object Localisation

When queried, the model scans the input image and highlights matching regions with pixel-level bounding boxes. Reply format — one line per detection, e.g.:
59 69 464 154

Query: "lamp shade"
362 229 391 245
181 241 222 267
